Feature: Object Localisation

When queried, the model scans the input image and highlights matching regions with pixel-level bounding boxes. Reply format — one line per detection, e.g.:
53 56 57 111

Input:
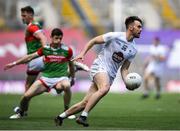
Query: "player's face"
131 20 142 38
153 39 160 46
21 11 32 24
51 35 63 47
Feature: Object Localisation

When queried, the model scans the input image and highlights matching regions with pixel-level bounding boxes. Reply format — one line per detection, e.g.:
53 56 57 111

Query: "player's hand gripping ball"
125 73 142 90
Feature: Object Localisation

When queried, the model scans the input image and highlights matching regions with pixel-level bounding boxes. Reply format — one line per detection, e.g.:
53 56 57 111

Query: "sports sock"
81 111 88 117
59 112 67 118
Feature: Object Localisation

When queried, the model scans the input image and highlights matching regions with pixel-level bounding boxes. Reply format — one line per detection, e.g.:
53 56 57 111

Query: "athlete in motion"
20 6 47 92
5 28 75 119
142 37 167 99
54 16 143 127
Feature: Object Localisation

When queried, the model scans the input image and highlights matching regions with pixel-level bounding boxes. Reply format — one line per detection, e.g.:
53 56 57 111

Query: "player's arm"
143 56 151 70
4 52 39 70
158 55 166 61
68 61 75 86
28 24 47 47
72 35 105 61
73 61 90 72
69 61 75 78
154 54 166 62
34 31 47 47
120 59 131 83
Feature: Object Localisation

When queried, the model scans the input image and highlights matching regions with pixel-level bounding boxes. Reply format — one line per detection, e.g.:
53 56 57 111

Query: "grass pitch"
0 93 180 130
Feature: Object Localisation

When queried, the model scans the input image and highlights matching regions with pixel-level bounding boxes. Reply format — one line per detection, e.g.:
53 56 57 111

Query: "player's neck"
27 18 34 25
126 31 134 42
50 43 59 49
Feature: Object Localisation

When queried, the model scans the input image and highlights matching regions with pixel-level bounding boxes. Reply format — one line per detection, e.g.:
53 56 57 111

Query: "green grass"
0 93 180 130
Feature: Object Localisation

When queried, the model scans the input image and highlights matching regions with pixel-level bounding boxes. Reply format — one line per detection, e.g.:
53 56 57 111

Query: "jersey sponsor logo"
112 52 124 63
44 55 69 63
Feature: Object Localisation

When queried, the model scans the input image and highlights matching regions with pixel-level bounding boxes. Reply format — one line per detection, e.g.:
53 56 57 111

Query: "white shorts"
90 61 114 85
145 63 163 78
39 76 69 91
27 57 44 75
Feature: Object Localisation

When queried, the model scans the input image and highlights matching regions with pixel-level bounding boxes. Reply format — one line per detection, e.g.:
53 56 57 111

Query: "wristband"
12 61 17 65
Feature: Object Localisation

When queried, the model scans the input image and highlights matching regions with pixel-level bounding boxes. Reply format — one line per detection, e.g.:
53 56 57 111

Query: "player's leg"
56 79 71 110
10 80 47 119
83 72 110 113
25 56 44 92
13 74 38 114
56 78 76 119
54 82 98 126
154 76 161 99
142 72 152 99
25 74 38 92
76 72 110 127
67 82 98 115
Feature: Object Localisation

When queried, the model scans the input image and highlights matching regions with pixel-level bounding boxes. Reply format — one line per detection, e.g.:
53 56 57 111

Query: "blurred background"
0 0 180 94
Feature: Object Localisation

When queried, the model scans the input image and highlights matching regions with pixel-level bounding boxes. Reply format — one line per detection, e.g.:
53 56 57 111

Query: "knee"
62 83 71 92
98 85 110 96
80 100 88 108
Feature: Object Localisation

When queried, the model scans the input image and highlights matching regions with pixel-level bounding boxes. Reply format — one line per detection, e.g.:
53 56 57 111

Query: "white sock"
81 111 88 117
59 112 67 118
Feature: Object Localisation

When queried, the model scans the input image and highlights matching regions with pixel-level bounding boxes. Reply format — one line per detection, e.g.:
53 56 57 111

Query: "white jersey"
145 44 166 77
149 44 166 66
90 32 137 84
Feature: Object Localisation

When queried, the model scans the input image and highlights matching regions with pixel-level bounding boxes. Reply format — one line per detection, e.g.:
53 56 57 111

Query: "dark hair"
21 6 34 15
154 36 160 41
51 28 63 37
125 16 142 29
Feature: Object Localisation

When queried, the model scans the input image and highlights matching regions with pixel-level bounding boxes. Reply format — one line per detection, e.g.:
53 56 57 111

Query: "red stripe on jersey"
25 36 37 42
67 47 73 59
37 48 43 56
27 24 40 34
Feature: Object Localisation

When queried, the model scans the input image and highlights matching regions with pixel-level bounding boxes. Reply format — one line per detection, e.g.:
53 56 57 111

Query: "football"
125 72 142 90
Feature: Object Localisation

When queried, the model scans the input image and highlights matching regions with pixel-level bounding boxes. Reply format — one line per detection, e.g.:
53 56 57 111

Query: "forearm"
40 35 47 47
14 52 39 65
34 32 47 47
121 68 129 82
121 60 131 83
81 36 105 56
69 62 75 78
81 39 96 56
4 54 36 70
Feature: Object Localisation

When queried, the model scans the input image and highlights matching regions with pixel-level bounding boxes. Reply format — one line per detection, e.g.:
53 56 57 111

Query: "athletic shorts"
27 56 44 75
145 63 163 78
90 61 114 85
39 76 69 91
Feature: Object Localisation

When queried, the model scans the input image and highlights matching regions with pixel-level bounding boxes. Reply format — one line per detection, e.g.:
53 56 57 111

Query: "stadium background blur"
1 0 180 130
0 0 180 94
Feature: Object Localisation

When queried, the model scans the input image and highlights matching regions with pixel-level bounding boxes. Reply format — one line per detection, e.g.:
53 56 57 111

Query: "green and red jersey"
37 44 73 78
25 21 43 54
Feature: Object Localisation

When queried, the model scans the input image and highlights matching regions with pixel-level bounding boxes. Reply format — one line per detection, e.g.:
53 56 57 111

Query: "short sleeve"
102 32 122 42
27 24 40 34
37 48 44 56
127 52 137 62
160 46 167 57
67 47 73 60
102 32 114 42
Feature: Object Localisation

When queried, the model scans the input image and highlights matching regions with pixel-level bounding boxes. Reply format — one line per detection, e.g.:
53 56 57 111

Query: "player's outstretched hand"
71 53 84 61
4 62 16 70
